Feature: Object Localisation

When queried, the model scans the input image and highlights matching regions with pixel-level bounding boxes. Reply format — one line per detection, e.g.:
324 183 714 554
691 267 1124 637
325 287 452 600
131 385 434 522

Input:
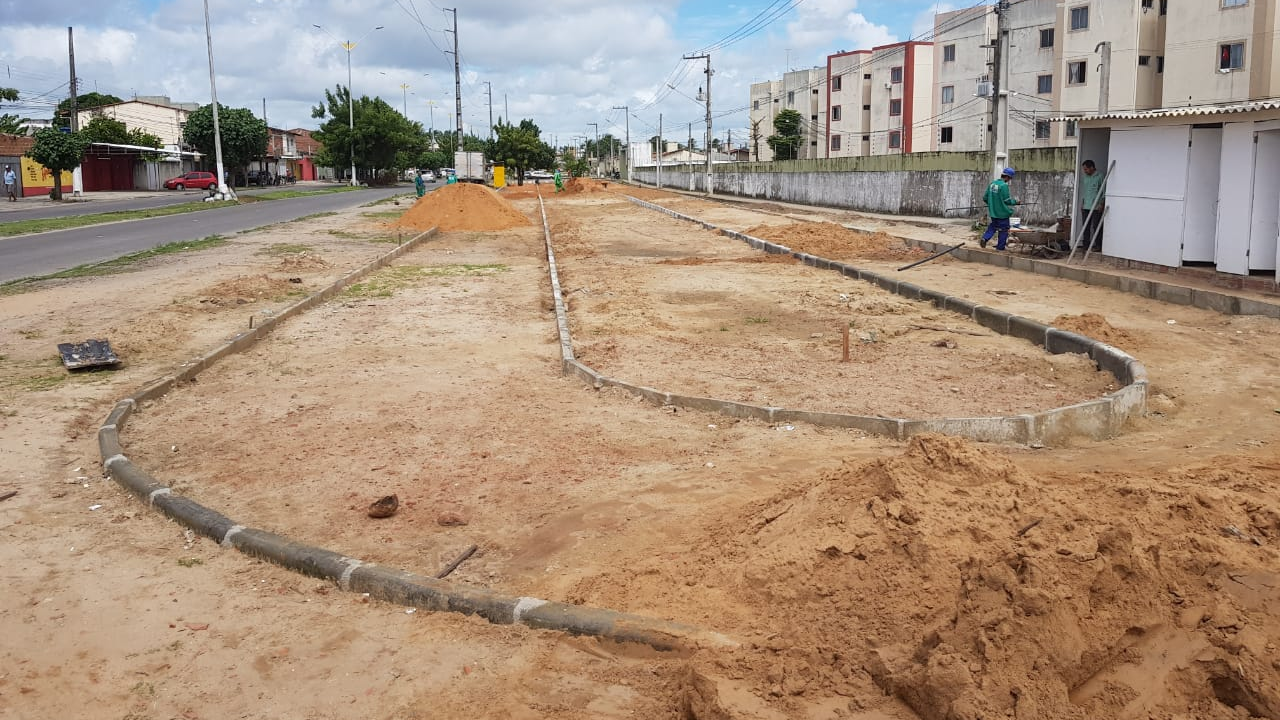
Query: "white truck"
453 151 487 184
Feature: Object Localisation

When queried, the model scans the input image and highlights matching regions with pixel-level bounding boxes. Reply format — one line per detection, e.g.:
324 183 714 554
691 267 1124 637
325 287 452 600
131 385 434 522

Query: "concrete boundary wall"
540 194 1148 445
898 237 1280 320
97 225 735 652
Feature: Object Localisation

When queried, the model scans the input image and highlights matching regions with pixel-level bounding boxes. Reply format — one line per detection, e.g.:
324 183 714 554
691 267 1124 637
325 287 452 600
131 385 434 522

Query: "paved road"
0 186 409 283
0 185 357 221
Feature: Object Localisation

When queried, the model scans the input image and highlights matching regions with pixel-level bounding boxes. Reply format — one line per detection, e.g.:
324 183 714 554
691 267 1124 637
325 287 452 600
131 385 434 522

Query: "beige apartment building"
749 0 1280 159
747 68 826 160
76 98 193 153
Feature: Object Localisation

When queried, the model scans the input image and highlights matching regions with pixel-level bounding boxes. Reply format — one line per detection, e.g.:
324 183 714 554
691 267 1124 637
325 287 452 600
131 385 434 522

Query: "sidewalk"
636 182 1280 319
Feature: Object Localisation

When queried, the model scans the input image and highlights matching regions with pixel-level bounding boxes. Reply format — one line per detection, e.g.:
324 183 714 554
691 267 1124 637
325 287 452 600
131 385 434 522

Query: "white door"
1249 131 1280 271
1106 126 1190 267
1182 128 1222 263
1215 123 1256 275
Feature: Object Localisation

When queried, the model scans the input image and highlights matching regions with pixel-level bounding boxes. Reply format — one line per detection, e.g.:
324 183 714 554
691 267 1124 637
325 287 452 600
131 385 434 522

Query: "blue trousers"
983 217 1011 250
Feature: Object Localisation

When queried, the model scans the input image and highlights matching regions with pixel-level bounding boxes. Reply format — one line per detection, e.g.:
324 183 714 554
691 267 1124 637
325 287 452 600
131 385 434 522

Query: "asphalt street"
0 186 408 283
0 185 337 221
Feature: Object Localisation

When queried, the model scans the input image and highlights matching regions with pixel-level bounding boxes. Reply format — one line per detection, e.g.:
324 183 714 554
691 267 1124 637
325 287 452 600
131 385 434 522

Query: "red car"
164 171 218 191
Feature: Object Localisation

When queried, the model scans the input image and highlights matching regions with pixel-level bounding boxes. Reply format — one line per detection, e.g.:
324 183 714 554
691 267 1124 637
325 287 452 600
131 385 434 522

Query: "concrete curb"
97 225 737 653
541 194 1147 445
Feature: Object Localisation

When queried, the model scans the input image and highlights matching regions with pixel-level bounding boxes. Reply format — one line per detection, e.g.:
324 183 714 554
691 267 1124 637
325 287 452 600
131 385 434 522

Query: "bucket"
1010 216 1022 227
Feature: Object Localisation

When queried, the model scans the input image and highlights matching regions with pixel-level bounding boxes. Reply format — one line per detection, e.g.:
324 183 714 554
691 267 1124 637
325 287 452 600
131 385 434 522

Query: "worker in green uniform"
1079 160 1105 252
414 170 426 198
980 167 1019 251
553 168 564 193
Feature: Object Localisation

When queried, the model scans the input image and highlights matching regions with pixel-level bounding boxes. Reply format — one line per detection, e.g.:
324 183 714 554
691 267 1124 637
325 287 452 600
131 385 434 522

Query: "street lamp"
587 122 598 177
314 23 383 186
380 72 428 118
201 0 233 199
426 100 438 150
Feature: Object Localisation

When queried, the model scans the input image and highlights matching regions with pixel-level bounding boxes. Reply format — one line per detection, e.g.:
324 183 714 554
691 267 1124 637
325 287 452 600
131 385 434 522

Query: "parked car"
421 170 436 182
164 171 218 191
246 170 273 186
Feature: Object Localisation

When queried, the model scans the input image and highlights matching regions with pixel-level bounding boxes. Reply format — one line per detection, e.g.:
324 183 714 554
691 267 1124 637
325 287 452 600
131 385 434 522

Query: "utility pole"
484 80 493 141
688 122 693 153
202 0 231 200
400 84 410 117
657 113 663 189
612 105 629 182
588 122 598 177
989 1 1009 179
685 53 713 196
1096 41 1112 115
504 93 509 124
445 8 462 149
68 26 82 197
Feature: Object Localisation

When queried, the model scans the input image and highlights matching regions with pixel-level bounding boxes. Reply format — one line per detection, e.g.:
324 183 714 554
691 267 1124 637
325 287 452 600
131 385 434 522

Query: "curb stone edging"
97 225 736 653
541 193 1148 445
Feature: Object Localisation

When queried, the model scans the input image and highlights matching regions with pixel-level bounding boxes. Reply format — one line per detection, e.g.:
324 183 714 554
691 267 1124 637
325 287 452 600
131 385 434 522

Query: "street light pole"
611 105 629 182
202 0 232 200
314 23 382 186
588 122 598 177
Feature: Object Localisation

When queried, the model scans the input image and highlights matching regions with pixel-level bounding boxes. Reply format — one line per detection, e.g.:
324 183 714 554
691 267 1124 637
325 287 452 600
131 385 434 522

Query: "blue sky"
0 0 971 146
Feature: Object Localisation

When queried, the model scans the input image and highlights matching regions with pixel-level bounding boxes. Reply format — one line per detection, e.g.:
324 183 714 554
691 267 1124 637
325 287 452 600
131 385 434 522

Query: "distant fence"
632 147 1077 225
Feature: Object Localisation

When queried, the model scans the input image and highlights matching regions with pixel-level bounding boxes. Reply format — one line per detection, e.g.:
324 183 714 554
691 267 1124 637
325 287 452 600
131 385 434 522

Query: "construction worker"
553 168 563 193
980 167 1019 251
414 170 426 198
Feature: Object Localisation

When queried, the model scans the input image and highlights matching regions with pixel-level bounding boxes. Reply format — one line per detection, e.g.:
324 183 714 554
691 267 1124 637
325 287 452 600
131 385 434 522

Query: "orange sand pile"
393 183 531 232
1053 312 1136 347
744 221 928 262
560 177 612 195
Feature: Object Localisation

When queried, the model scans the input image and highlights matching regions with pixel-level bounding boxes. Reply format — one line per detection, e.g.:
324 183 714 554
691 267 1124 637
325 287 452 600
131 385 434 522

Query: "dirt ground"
1 185 1278 719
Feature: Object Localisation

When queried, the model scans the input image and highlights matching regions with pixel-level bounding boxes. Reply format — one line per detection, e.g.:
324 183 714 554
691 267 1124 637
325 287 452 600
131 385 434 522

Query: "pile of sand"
560 177 612 195
195 275 298 307
744 221 928 262
1053 312 1136 347
393 183 531 232
576 434 1280 718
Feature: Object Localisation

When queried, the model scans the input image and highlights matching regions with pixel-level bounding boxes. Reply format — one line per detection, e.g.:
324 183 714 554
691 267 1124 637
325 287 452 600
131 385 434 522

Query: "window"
1065 120 1078 137
940 126 954 144
810 140 817 146
1141 0 1153 8
1070 6 1089 30
941 85 955 104
888 131 901 149
753 100 760 110
1068 61 1087 85
889 99 902 116
1138 55 1151 66
831 105 842 121
1160 0 1168 14
831 134 842 151
813 89 819 95
832 75 843 91
890 66 903 83
1037 74 1053 93
1040 28 1055 48
863 73 872 80
863 104 871 110
1035 121 1051 139
787 90 795 103
943 44 956 62
1220 42 1245 69
1222 0 1247 6
811 114 818 121
1157 55 1165 73
861 134 870 142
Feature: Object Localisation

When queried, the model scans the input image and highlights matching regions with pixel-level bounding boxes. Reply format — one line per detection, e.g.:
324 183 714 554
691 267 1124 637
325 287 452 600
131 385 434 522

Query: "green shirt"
1080 171 1104 210
984 178 1017 219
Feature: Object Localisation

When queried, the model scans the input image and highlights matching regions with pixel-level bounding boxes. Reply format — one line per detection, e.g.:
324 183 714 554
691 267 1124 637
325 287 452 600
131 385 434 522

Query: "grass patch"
255 186 363 200
176 557 204 567
366 235 406 244
257 243 314 256
16 373 66 392
341 263 507 299
0 201 236 238
327 229 371 240
0 234 228 295
361 210 405 220
362 193 413 207
287 211 339 224
744 317 770 324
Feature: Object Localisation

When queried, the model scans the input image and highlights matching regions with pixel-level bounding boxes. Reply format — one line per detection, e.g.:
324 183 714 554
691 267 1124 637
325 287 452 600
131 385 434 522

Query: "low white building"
1069 101 1280 278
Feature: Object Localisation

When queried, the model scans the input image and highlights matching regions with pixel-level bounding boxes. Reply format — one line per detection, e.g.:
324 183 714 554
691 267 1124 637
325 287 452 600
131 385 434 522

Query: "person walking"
1079 159 1105 252
553 168 564 193
414 170 426 198
980 167 1019 251
3 165 16 202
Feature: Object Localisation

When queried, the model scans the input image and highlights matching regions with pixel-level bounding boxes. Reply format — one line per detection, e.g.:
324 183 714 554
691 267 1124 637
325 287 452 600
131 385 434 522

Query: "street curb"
540 194 1147 445
97 225 736 653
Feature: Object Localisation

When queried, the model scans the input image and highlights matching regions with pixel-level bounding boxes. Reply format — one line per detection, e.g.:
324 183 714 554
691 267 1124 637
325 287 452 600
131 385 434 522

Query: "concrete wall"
634 147 1076 223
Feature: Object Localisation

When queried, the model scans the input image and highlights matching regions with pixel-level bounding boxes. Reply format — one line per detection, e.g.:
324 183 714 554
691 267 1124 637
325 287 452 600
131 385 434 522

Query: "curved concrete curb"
541 194 1147 445
98 226 736 653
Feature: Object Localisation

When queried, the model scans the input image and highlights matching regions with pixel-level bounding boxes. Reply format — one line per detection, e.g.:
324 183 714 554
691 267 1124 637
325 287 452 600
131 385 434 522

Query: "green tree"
126 127 163 149
183 103 268 185
80 115 130 145
767 108 802 161
487 119 554 185
312 85 423 181
28 128 89 200
53 92 122 128
0 87 21 134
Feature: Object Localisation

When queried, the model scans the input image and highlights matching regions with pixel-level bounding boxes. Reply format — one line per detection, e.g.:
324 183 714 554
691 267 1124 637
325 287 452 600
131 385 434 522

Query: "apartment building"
1163 0 1280 106
826 42 935 157
932 7 997 153
825 50 872 157
747 67 826 160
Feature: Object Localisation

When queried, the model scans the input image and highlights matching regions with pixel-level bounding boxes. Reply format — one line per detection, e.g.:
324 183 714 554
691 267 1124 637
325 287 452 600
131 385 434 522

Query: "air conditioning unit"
884 82 893 90
976 81 993 97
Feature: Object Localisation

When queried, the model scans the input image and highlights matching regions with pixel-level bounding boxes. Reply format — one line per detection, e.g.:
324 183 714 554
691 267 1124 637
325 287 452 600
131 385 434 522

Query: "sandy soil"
2 186 1279 719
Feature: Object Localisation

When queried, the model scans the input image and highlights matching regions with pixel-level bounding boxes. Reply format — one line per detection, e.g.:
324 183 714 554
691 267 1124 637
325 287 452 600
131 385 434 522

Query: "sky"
0 0 967 150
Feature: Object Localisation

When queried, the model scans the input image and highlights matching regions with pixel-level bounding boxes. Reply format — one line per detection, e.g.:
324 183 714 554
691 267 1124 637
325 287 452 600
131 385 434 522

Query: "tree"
487 118 554 185
183 103 268 184
0 87 21 134
767 108 802 161
28 128 89 200
127 127 162 149
80 115 130 145
53 92 122 128
312 85 422 180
